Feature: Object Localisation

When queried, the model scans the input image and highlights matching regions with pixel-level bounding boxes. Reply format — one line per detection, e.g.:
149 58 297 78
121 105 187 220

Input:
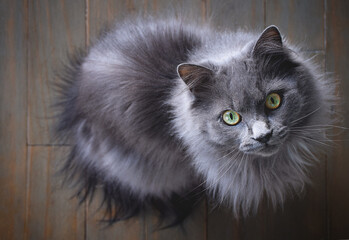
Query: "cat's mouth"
239 128 288 156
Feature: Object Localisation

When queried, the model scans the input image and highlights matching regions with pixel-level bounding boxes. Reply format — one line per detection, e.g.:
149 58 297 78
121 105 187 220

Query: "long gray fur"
56 16 337 225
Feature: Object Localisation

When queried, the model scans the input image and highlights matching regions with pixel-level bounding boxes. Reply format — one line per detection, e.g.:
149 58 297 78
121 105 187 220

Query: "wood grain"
85 191 145 240
207 205 239 240
28 0 85 145
326 0 349 239
145 201 207 240
209 0 265 31
26 146 84 240
1 0 349 239
0 1 28 239
87 0 133 43
87 0 205 45
266 0 324 50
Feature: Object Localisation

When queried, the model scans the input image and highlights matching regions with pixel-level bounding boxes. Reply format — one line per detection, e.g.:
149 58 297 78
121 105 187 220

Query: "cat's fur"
56 17 336 226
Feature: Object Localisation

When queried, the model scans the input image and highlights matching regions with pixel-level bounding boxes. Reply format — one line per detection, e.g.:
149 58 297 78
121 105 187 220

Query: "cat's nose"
254 130 273 143
252 120 272 143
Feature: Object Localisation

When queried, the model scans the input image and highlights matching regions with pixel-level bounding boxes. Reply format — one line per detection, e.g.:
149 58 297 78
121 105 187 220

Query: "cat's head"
177 26 322 158
174 25 336 214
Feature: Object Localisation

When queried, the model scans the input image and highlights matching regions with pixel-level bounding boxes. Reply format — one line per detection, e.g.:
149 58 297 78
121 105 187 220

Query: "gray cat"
56 17 336 226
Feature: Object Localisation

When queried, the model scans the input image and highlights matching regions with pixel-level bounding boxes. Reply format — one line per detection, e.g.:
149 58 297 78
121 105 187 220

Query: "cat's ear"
177 63 213 92
252 25 283 57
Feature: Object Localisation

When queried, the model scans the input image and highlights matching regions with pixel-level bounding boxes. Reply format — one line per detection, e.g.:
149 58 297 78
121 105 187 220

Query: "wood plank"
87 0 205 44
326 0 349 238
151 0 205 20
87 0 130 43
0 0 28 239
87 0 168 43
26 146 85 240
28 0 85 145
207 205 239 240
266 0 324 51
145 200 207 240
209 0 265 31
86 195 145 240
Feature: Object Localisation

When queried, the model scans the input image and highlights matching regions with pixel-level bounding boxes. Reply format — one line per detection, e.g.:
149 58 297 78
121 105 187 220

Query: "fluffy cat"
56 17 336 226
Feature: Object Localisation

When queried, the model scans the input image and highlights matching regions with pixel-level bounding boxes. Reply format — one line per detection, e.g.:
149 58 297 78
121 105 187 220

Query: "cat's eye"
222 110 241 126
265 93 281 110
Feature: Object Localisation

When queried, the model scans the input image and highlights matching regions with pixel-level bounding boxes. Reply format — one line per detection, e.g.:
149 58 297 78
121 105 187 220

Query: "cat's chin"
241 144 280 157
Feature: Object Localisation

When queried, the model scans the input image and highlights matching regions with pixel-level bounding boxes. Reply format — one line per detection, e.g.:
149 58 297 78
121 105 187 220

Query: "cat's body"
57 17 336 225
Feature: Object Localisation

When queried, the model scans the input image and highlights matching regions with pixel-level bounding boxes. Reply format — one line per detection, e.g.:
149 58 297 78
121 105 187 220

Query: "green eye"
265 93 281 110
222 110 241 126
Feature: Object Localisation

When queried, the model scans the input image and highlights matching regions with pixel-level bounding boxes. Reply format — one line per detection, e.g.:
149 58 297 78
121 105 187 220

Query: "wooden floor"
1 0 349 239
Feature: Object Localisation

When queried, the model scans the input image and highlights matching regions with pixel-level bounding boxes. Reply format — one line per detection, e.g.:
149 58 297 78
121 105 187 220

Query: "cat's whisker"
291 143 318 165
225 153 247 193
303 53 321 64
215 148 239 162
289 131 346 141
210 152 241 186
184 149 240 197
291 133 334 147
204 151 243 193
291 124 348 130
325 139 349 142
287 126 348 141
290 107 321 125
224 153 246 193
297 144 320 163
290 125 348 137
288 129 330 132
202 155 238 191
213 161 239 188
210 150 239 178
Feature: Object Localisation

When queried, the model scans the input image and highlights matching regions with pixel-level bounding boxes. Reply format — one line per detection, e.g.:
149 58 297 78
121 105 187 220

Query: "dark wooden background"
1 0 349 239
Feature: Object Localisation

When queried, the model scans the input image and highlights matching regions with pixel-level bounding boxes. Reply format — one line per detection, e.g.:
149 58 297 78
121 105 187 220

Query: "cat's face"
178 26 317 158
190 65 302 157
